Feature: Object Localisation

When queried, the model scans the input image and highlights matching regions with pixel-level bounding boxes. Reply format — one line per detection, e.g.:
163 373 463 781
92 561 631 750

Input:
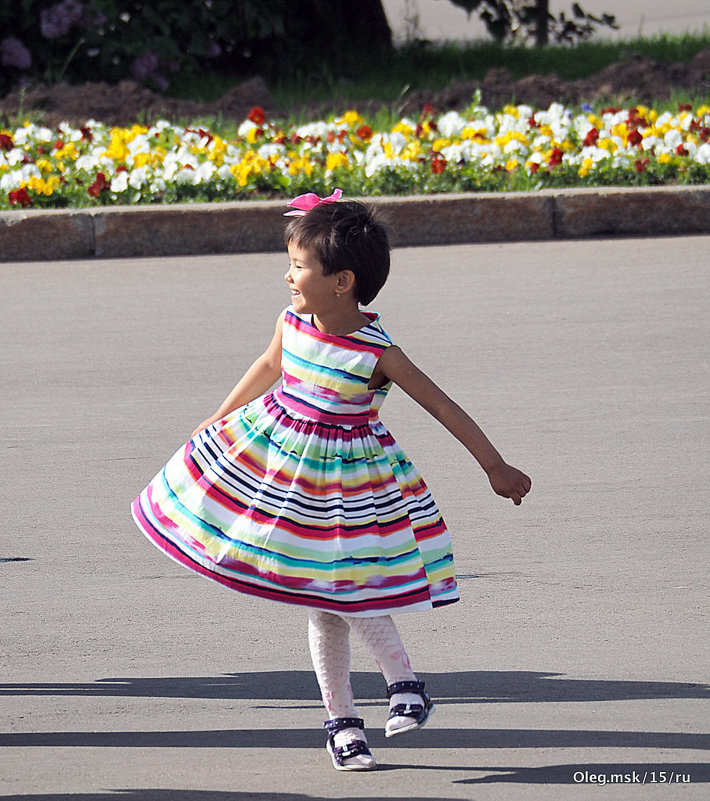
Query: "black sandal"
324 717 377 771
385 680 435 737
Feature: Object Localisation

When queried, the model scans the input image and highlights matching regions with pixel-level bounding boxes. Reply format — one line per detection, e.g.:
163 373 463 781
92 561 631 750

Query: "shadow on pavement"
1 669 708 703
0 794 461 801
1 727 707 751
449 762 710 784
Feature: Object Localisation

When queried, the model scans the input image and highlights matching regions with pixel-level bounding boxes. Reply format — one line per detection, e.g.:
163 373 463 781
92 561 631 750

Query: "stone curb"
2 185 709 262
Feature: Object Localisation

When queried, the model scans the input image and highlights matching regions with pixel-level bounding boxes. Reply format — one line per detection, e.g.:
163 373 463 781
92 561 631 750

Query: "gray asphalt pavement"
1 236 709 800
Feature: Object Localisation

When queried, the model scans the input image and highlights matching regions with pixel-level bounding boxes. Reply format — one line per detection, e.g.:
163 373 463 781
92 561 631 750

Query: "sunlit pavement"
1 236 708 799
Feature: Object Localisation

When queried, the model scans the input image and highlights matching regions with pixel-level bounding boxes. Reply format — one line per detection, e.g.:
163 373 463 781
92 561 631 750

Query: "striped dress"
131 307 459 616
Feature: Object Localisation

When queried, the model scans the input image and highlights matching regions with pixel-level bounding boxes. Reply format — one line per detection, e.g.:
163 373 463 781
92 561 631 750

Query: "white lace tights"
307 610 418 720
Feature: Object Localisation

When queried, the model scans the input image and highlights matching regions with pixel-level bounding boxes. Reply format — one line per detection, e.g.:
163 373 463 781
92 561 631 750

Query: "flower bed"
2 99 710 210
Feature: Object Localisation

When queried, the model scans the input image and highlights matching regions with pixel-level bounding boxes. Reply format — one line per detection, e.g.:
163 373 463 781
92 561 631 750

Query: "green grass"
168 31 710 115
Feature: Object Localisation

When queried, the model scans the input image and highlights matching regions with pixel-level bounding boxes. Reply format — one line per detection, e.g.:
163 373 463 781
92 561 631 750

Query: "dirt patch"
1 49 709 128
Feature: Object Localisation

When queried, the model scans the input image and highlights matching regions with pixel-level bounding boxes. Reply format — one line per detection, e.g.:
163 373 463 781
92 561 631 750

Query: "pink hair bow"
284 188 343 216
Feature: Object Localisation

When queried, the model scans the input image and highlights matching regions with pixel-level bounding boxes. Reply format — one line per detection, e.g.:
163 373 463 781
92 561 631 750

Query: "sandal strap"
389 702 424 717
323 716 365 734
386 680 426 699
330 739 373 763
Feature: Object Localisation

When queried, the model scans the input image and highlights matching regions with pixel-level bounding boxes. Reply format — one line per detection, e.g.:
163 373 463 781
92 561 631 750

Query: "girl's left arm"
374 346 531 505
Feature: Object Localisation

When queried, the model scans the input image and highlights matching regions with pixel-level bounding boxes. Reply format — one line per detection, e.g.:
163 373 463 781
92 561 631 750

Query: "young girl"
131 190 531 772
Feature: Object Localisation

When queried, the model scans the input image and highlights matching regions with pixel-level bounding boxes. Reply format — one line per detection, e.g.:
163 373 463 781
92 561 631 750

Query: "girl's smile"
285 242 340 314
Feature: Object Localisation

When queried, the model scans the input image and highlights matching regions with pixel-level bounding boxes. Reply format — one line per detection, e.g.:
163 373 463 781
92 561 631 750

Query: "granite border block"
0 210 94 261
554 186 710 238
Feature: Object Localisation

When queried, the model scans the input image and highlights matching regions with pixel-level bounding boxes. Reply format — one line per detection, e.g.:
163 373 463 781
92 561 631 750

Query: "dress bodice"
274 307 393 426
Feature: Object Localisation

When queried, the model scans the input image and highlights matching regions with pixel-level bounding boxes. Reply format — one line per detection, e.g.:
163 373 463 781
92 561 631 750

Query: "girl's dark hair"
284 200 390 304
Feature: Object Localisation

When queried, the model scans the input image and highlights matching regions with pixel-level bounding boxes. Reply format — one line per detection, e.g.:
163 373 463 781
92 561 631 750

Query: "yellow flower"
401 141 421 161
503 104 520 118
578 157 594 177
461 126 488 141
286 156 314 179
432 137 451 152
36 158 53 173
505 158 518 172
393 121 414 137
104 131 129 162
696 104 710 117
339 110 363 127
208 136 228 165
658 153 673 164
495 130 529 148
246 126 261 145
598 137 618 154
610 122 629 144
587 114 603 129
326 152 349 171
55 142 79 161
27 175 60 196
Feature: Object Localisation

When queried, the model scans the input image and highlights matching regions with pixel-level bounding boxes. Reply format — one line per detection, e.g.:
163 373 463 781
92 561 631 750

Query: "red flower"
529 161 540 174
628 129 643 147
677 102 692 112
583 128 599 147
528 116 539 129
9 186 32 207
356 124 372 140
80 126 93 142
701 127 710 143
421 103 436 118
248 106 265 125
88 172 110 197
0 133 14 150
675 143 689 156
548 147 564 167
54 139 64 150
430 154 446 174
634 158 649 173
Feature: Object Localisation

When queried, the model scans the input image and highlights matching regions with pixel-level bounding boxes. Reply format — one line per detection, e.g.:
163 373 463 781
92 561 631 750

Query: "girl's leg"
348 614 433 734
307 609 376 769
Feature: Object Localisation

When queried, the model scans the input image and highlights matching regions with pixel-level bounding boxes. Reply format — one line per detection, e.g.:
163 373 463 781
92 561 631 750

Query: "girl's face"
285 241 340 315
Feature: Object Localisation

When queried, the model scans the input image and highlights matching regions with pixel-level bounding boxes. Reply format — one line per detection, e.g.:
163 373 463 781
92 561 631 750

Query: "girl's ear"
336 270 356 295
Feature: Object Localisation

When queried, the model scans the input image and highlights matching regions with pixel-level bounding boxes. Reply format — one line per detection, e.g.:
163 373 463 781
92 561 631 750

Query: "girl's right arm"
190 310 286 437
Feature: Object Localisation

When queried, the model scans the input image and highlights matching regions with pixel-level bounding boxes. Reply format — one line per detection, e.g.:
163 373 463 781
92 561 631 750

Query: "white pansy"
664 128 683 148
694 143 710 164
111 171 129 192
437 111 467 138
7 149 24 166
237 119 258 138
128 167 148 189
1 170 23 191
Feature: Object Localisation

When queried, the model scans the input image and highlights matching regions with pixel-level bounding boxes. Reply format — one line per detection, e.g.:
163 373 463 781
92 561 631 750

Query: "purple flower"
40 0 85 39
130 51 160 81
0 37 32 70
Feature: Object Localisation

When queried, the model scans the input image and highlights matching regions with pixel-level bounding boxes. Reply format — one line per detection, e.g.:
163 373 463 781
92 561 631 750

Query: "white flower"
128 167 148 189
694 143 710 164
437 111 466 139
111 171 128 192
664 129 683 148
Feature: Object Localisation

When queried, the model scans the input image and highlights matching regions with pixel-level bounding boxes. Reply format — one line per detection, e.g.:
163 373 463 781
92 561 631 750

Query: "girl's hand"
487 462 532 505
